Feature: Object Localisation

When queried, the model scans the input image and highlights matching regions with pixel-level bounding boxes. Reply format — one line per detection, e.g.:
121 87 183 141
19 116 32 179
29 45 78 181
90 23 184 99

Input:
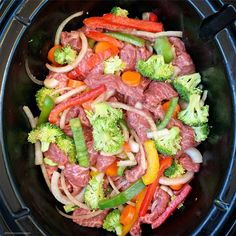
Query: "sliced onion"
159 171 194 186
90 166 98 172
127 152 135 161
120 123 129 142
160 185 174 197
185 147 203 163
60 172 90 209
116 152 127 160
55 85 87 104
40 164 51 190
59 108 70 129
91 89 116 109
23 106 36 128
52 87 72 95
34 141 43 165
25 59 44 85
117 160 137 167
128 139 139 153
131 30 183 39
54 11 84 45
134 102 143 110
44 77 60 88
201 90 208 104
51 171 72 205
147 129 170 139
46 32 88 73
75 188 85 202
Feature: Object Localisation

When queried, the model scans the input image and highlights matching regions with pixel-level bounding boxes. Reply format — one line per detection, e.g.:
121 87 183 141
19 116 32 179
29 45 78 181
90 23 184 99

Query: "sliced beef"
130 219 142 236
64 163 90 187
96 155 116 172
45 165 58 180
44 143 68 166
144 103 165 121
72 209 109 228
87 141 98 166
169 37 195 76
125 152 146 183
111 176 131 191
178 153 200 172
61 31 81 51
46 72 69 88
180 125 196 151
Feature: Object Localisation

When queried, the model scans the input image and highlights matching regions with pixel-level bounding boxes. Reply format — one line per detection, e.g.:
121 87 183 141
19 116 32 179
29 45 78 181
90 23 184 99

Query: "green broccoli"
35 87 58 111
137 55 174 81
164 160 185 178
110 6 129 17
192 123 209 142
63 204 78 213
178 94 209 126
155 127 181 156
104 56 126 75
103 209 122 236
84 173 104 210
56 134 76 163
172 73 202 101
43 157 57 166
28 123 63 152
92 118 124 154
54 45 77 65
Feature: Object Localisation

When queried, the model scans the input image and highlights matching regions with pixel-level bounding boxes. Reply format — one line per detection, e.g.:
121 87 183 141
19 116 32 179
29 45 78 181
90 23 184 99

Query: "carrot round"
105 161 118 177
120 205 136 226
121 71 141 87
67 79 85 88
47 45 62 65
162 100 180 118
94 41 119 55
170 184 183 191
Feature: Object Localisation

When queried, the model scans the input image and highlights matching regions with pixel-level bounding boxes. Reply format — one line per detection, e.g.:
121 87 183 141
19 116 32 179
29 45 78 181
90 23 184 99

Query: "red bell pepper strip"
151 184 192 229
103 14 163 32
142 12 158 22
139 157 173 217
48 85 106 124
85 31 124 48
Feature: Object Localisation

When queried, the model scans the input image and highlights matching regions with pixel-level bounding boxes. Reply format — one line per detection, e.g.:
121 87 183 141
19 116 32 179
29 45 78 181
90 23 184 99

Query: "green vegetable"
110 6 129 17
172 73 202 101
84 173 104 210
70 118 89 167
137 55 174 81
105 32 145 47
155 127 181 156
154 37 174 63
192 123 209 142
117 166 126 176
178 94 209 126
104 56 126 75
88 38 96 48
164 160 185 178
38 95 55 125
28 123 63 152
43 157 57 166
63 204 78 213
98 179 145 209
54 45 77 65
157 97 179 130
103 209 122 236
35 87 58 111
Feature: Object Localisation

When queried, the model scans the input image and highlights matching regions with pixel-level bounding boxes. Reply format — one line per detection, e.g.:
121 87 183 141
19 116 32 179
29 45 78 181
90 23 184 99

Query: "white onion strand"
131 30 183 39
185 147 203 163
59 108 70 129
25 59 44 85
44 77 59 89
40 164 51 190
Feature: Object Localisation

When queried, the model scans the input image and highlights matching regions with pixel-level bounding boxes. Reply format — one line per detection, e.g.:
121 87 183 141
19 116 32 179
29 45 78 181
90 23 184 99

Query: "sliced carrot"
47 45 62 65
162 100 180 118
121 71 141 87
67 79 85 88
105 161 118 177
94 41 119 55
170 184 183 191
123 142 131 153
120 205 136 226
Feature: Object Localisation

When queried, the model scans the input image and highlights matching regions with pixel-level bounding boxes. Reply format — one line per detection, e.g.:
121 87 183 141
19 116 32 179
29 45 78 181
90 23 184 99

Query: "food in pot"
24 6 209 236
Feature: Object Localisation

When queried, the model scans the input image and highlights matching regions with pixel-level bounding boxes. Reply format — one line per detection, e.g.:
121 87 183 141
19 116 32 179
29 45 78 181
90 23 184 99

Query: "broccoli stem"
157 97 179 130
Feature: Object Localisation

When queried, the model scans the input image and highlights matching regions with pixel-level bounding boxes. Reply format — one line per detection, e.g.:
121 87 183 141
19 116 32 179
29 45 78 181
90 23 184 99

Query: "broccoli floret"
103 209 122 236
178 94 209 126
28 123 63 151
56 135 76 163
192 123 209 142
92 118 124 154
172 73 202 101
164 160 185 178
104 56 126 75
155 127 181 156
137 55 174 81
110 6 129 17
54 45 77 65
84 173 104 210
43 157 57 166
35 87 58 111
63 204 78 213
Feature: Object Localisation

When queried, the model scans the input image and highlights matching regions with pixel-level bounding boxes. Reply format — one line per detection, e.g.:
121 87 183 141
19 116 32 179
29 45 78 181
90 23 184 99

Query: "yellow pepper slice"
142 140 160 185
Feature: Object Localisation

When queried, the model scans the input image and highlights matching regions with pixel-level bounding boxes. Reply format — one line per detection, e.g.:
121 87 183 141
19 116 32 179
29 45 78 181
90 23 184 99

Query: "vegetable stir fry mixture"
24 6 209 236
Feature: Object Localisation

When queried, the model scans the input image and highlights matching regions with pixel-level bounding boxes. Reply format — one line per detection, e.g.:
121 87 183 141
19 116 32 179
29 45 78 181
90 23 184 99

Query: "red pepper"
139 157 173 217
149 12 158 22
48 85 106 124
102 14 163 32
151 184 192 229
85 31 124 48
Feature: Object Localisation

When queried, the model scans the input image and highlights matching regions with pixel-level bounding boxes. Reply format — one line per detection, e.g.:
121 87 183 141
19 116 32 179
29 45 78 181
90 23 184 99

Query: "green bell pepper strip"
154 36 174 63
70 118 89 167
38 95 55 125
98 179 145 209
117 166 126 176
105 32 145 47
157 97 179 130
88 38 96 48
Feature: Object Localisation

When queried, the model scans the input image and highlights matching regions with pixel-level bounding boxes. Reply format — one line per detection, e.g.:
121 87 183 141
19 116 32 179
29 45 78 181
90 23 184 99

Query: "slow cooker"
0 0 236 235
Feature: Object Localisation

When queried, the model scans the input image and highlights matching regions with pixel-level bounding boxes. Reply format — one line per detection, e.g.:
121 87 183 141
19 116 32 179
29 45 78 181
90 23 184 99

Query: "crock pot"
0 0 235 235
